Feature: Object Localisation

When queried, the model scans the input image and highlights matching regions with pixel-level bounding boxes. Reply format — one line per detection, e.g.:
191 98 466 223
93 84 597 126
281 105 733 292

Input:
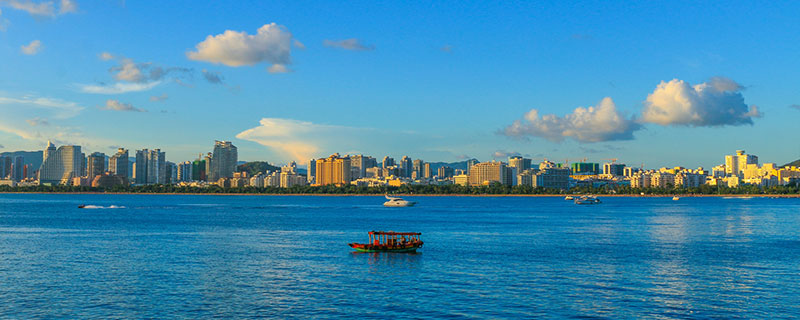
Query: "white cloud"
293 39 305 50
78 81 161 94
58 0 75 14
20 39 42 55
0 94 83 118
149 93 168 102
0 0 77 17
112 58 144 82
187 23 294 69
201 69 223 83
99 51 113 60
267 64 289 74
502 97 641 143
642 77 761 127
322 38 373 51
102 99 145 112
26 117 49 126
0 93 88 143
0 9 10 31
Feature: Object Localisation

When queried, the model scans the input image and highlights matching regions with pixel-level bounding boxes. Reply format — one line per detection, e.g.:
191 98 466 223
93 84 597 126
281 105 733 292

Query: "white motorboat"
574 195 601 205
564 196 574 200
383 195 417 207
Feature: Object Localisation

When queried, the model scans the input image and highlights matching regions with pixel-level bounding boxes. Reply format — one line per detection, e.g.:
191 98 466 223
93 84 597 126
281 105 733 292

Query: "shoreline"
1 192 798 198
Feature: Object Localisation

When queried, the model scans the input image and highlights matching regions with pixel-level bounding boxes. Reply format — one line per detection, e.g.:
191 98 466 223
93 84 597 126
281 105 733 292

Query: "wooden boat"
349 231 423 252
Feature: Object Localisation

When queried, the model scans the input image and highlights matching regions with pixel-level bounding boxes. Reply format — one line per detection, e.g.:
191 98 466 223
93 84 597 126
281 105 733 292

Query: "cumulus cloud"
149 93 168 102
267 64 289 74
101 99 145 112
641 77 761 127
502 97 641 143
201 69 223 84
0 0 77 17
20 39 42 55
58 0 75 14
26 117 49 126
323 38 374 51
78 81 161 94
237 118 440 163
492 150 523 158
108 57 191 83
187 23 294 69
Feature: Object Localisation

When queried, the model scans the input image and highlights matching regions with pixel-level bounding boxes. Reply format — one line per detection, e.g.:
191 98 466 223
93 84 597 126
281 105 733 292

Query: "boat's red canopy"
369 231 421 236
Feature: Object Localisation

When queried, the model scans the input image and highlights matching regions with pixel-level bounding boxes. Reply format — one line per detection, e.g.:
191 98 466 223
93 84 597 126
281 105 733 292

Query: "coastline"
1 192 798 198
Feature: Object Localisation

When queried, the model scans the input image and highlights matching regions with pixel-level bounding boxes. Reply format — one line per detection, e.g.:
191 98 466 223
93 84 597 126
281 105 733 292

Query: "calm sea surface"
1 194 800 319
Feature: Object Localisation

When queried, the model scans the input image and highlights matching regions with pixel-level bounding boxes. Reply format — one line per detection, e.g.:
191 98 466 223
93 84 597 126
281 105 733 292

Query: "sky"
1 0 799 168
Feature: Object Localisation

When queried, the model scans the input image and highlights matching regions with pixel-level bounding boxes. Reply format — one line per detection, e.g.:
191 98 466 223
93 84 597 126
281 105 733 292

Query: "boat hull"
349 242 423 253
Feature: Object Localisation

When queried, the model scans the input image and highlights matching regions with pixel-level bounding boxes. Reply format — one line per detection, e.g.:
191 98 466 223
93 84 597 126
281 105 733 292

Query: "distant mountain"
237 161 281 176
0 151 43 168
783 159 800 168
427 159 479 172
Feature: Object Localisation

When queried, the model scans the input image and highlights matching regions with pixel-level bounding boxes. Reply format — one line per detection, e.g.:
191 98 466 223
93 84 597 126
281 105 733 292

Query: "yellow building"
468 161 511 186
314 154 351 186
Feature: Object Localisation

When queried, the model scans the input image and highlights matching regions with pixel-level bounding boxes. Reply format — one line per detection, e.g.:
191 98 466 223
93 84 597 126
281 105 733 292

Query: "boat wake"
80 205 126 209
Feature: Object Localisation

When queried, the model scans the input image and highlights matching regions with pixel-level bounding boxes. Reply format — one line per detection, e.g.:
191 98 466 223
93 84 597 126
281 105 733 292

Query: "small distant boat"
384 195 417 207
672 196 680 201
574 195 601 205
349 231 423 252
564 196 574 200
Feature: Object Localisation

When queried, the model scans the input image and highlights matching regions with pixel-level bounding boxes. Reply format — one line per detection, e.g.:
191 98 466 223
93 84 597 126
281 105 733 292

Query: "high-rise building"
603 163 626 176
508 156 532 172
724 150 758 177
413 159 424 179
109 148 129 179
423 163 432 179
192 156 207 181
38 141 82 185
350 155 368 179
307 158 316 183
135 150 148 184
400 156 412 178
571 162 600 174
166 161 177 184
466 159 479 174
11 156 23 181
0 156 10 179
382 156 395 169
437 166 455 179
314 154 351 186
135 149 166 185
177 161 193 182
209 141 237 182
86 152 106 181
468 161 512 186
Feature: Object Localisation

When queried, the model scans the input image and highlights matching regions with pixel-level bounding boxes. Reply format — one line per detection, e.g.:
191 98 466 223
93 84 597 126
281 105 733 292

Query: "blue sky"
1 0 799 168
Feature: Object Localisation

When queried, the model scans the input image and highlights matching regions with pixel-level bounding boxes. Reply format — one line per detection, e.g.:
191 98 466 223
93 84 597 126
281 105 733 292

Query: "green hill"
237 161 281 176
783 159 800 168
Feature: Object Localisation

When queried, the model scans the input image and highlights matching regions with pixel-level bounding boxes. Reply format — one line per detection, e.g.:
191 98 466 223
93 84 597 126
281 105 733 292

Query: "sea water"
1 194 800 318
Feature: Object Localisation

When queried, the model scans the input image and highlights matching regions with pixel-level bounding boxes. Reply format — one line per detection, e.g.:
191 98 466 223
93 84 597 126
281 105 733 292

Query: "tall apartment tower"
135 149 166 184
86 152 106 181
468 161 511 186
11 156 24 181
38 141 82 185
109 148 129 179
382 156 395 169
209 141 238 182
314 154 351 186
400 156 412 178
724 150 758 177
508 156 532 172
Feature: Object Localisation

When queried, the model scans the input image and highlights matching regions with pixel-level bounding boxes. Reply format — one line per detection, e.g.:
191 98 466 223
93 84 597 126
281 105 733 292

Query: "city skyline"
1 1 800 169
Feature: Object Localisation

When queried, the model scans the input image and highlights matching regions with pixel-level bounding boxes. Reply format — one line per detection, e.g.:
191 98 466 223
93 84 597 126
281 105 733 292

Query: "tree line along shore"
1 183 799 195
